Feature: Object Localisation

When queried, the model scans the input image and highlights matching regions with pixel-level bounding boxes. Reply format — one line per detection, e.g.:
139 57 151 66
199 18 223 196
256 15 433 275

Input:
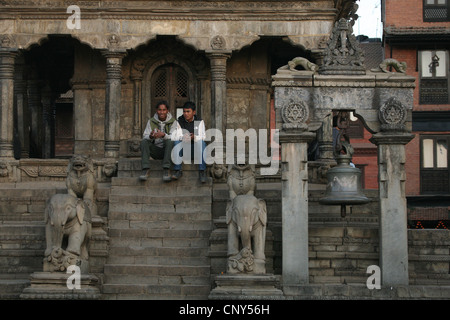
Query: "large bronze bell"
319 112 369 217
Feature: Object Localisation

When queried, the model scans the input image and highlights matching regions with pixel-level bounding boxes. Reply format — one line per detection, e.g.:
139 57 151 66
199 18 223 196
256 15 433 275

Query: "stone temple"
0 0 449 300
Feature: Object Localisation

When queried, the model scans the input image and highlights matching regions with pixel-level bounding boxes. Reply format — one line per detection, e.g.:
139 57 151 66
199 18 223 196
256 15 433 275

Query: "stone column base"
209 274 284 300
20 272 100 300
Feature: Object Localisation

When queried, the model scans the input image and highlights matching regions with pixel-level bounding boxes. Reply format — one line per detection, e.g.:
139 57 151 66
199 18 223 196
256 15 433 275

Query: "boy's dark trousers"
141 139 174 169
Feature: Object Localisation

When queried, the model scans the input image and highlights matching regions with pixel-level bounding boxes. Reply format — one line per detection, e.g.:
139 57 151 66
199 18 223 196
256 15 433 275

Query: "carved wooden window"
421 135 450 194
423 0 449 21
419 50 449 104
151 64 189 115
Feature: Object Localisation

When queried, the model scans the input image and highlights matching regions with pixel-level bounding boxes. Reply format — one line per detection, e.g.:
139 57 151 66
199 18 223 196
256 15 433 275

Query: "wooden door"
151 64 189 117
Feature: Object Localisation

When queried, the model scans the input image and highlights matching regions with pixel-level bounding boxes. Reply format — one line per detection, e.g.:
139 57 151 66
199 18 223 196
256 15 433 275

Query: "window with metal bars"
151 64 190 116
423 0 449 21
419 50 449 104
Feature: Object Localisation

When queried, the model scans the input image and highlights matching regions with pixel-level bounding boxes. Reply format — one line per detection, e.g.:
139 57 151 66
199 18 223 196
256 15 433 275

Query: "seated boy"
139 101 175 182
170 101 207 183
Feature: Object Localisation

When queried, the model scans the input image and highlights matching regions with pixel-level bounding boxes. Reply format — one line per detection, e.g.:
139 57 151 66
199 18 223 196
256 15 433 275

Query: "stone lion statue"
371 58 407 74
227 164 256 200
277 57 319 73
66 154 97 217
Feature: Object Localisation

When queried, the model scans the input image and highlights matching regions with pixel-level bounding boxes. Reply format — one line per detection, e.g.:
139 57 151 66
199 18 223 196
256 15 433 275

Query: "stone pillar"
27 65 42 158
276 100 315 288
41 83 53 158
370 132 413 286
370 97 414 286
14 55 30 159
316 113 335 162
0 48 18 159
280 130 315 288
206 51 231 132
102 50 126 158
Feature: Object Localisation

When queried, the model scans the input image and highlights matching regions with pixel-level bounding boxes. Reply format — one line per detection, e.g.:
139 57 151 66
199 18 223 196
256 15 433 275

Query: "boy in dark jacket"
170 101 207 183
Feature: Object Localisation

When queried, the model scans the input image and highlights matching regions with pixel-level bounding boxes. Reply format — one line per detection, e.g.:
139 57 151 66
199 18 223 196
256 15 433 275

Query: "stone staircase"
102 159 213 299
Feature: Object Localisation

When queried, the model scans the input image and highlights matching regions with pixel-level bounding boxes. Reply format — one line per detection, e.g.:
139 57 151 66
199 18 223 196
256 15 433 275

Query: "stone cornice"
272 72 416 88
0 1 337 21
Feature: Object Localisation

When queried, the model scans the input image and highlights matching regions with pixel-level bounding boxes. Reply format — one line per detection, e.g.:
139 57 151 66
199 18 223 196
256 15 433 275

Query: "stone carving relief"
0 160 12 178
226 164 267 274
371 58 407 74
107 34 121 48
103 159 118 178
319 18 365 75
0 35 15 48
277 57 319 73
210 35 226 50
281 101 310 131
379 97 407 132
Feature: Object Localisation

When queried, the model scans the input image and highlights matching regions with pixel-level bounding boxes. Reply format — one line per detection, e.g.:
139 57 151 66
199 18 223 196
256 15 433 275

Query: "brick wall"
385 0 450 28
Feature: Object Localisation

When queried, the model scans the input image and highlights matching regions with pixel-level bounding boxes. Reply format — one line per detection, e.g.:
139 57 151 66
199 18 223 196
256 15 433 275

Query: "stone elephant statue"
226 194 267 274
44 193 92 272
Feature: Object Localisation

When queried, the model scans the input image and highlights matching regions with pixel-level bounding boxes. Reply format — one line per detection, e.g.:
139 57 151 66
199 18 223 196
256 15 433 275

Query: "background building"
382 0 450 229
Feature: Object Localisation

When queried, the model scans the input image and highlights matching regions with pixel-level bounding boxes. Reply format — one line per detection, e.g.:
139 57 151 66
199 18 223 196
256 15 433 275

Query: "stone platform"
209 274 284 300
20 272 100 300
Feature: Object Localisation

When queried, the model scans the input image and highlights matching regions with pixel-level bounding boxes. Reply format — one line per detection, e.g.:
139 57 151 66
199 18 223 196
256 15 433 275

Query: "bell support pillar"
370 132 414 286
280 130 315 289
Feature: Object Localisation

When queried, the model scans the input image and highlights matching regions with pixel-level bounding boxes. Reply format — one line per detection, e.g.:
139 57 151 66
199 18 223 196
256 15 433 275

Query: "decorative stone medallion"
379 97 407 132
281 102 309 130
210 35 226 50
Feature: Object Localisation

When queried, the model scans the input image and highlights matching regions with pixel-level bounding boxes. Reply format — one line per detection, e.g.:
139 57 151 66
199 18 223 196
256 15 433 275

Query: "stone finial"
319 18 365 75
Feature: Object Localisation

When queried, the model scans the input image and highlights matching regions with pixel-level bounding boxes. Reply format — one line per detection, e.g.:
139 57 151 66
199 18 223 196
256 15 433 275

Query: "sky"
355 0 383 38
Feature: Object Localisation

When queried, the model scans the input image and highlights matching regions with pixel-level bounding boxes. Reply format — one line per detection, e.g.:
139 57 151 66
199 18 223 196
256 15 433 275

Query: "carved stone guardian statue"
226 164 267 274
21 154 100 299
43 155 97 273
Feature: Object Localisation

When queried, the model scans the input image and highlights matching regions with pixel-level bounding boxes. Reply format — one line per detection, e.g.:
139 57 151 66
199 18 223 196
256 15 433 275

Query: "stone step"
108 228 211 239
109 220 212 231
104 273 210 285
108 202 211 215
101 283 211 299
107 254 210 266
108 194 211 205
108 211 212 222
110 181 211 195
103 157 213 299
111 176 212 188
104 264 210 277
0 279 30 299
108 245 209 257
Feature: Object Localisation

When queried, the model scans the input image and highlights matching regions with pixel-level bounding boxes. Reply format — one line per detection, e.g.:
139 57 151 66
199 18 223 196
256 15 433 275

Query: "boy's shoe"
171 170 182 180
139 169 149 181
199 170 206 183
162 169 172 182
